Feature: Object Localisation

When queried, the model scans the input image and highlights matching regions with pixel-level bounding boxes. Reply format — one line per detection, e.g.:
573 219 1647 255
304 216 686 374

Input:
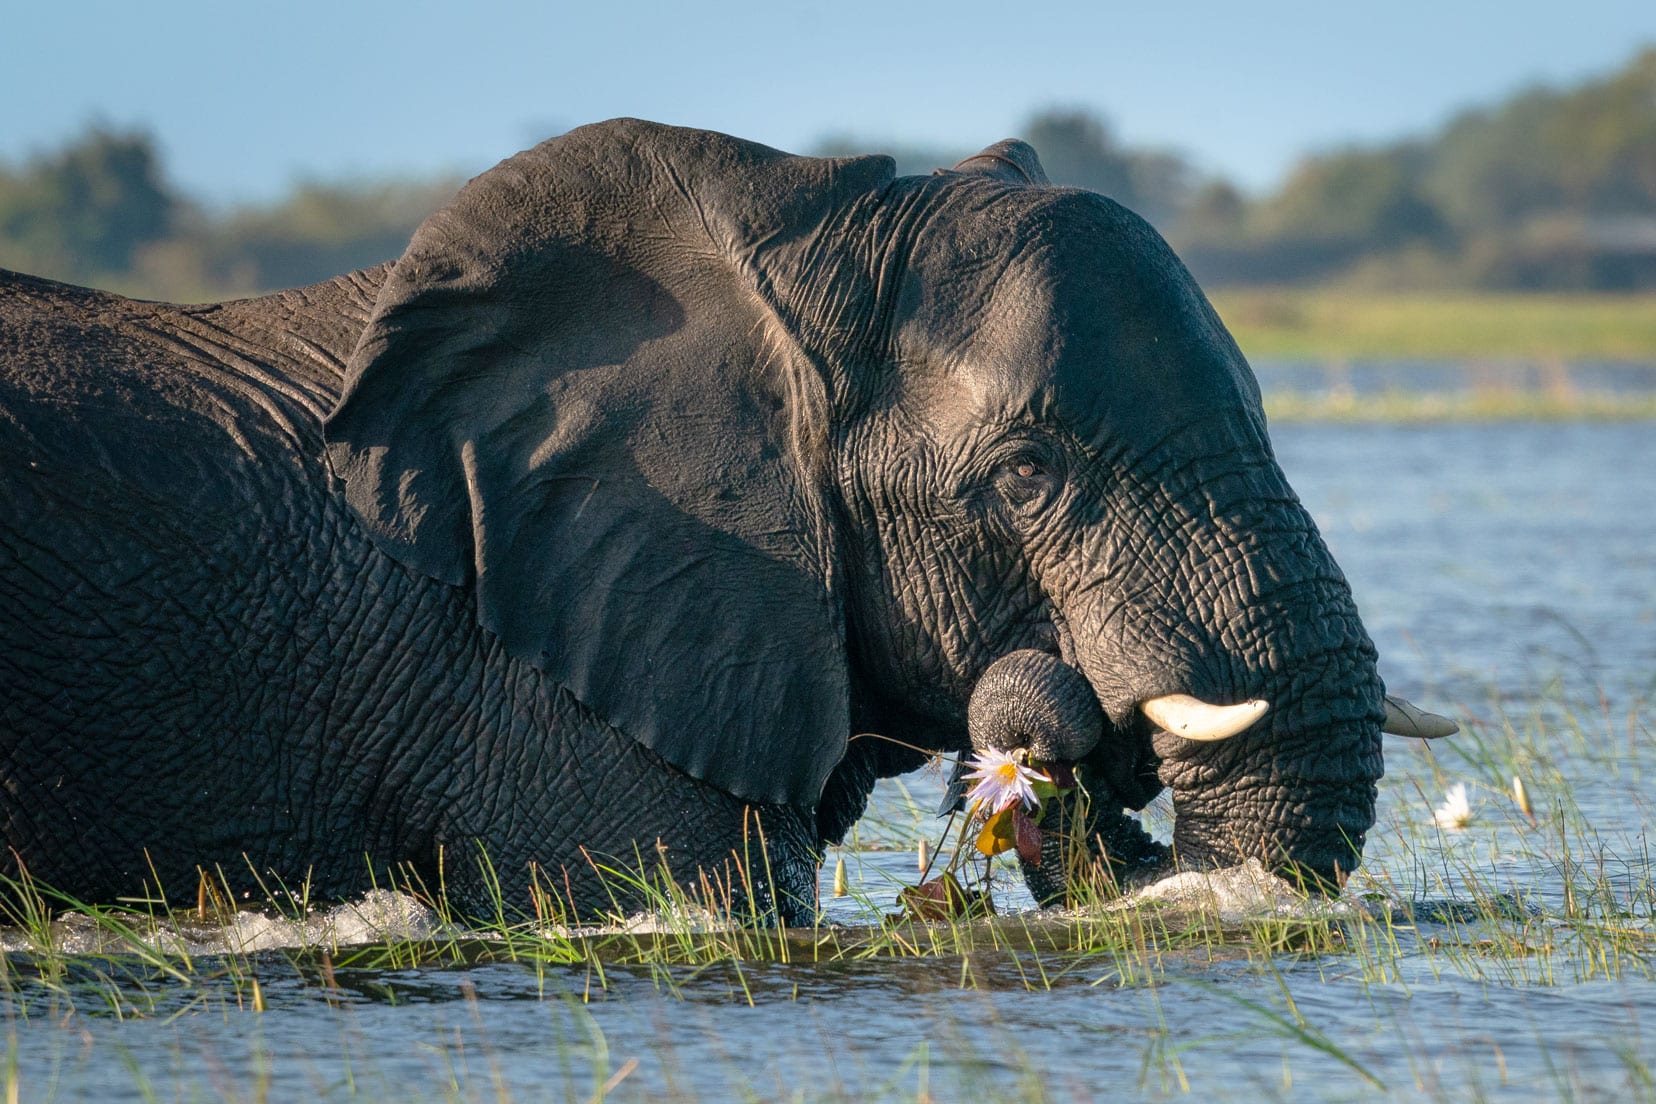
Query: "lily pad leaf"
895 873 992 921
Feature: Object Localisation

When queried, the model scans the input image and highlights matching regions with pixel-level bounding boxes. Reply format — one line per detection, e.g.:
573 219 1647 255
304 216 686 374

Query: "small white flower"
962 749 1045 814
1434 783 1474 829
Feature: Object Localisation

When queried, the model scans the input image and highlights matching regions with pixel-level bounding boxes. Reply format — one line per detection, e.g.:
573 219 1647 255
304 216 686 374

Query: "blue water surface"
5 409 1655 1102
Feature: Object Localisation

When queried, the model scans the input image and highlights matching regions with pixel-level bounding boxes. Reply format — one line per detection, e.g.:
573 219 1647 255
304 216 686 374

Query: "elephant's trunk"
1017 777 1171 903
1069 563 1386 893
963 649 1172 900
966 649 1103 762
1152 662 1385 889
1052 432 1387 897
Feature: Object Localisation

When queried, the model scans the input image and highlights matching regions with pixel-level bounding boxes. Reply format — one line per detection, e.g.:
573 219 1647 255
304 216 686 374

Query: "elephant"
0 119 1453 926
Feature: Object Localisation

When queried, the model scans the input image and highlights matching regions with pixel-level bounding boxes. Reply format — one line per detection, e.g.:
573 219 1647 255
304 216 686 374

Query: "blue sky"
5 0 1654 205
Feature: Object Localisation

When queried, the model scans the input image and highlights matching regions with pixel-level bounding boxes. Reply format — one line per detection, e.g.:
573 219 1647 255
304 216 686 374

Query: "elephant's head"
323 119 1437 895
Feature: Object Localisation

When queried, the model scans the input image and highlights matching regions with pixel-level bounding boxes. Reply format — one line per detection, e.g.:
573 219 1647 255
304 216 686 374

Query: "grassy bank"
1213 290 1656 363
1262 388 1656 422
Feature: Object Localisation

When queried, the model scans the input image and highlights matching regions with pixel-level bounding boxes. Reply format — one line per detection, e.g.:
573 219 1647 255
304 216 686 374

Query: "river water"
4 377 1655 1101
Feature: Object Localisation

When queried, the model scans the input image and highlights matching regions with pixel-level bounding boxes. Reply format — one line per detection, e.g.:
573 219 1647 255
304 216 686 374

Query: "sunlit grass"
1213 289 1656 363
1 685 1653 1099
1216 288 1656 422
1265 387 1656 422
1 696 1648 994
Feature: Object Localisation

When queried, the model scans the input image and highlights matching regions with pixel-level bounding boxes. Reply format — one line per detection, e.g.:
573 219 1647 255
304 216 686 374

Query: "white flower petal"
1433 783 1474 829
962 749 1046 813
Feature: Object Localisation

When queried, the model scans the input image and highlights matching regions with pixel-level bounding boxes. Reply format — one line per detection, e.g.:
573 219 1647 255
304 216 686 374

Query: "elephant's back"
1 268 336 495
0 269 387 681
0 268 385 886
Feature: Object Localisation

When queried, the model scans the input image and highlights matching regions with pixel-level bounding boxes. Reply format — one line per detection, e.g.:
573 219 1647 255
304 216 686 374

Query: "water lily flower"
1434 782 1474 829
962 748 1045 814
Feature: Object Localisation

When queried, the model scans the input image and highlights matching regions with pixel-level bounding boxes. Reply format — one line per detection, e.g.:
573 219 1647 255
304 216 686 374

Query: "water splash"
0 889 443 957
1107 859 1361 923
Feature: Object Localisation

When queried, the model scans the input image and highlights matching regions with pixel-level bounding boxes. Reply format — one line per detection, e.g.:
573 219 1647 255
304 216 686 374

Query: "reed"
0 687 1650 1100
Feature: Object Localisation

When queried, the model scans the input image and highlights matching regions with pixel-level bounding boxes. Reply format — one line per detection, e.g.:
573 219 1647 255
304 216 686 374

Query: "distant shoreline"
1263 389 1656 422
1215 290 1656 363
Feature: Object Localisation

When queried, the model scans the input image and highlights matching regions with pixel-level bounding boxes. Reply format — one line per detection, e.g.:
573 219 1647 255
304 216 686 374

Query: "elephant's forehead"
945 217 1251 438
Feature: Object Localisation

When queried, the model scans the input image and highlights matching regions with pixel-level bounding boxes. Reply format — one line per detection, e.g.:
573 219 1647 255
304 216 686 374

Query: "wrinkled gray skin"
967 651 1103 765
0 120 1384 924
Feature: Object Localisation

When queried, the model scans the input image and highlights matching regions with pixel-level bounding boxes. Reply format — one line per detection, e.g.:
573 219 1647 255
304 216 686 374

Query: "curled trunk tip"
967 650 1104 763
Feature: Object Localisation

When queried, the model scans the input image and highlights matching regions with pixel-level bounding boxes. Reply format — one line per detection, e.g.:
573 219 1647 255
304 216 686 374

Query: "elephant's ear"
950 140 1052 186
323 119 895 808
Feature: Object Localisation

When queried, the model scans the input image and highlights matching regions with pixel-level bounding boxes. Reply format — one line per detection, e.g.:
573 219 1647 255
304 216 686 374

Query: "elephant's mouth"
1019 758 1361 905
1069 703 1377 899
964 647 1455 905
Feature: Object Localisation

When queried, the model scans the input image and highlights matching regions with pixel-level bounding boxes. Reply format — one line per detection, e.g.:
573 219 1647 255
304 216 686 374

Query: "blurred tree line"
824 46 1656 292
1177 45 1656 290
0 129 460 301
5 46 1656 300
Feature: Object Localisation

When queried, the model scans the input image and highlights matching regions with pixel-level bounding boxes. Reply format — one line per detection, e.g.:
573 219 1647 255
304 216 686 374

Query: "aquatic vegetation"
1513 776 1536 823
0 683 1652 1101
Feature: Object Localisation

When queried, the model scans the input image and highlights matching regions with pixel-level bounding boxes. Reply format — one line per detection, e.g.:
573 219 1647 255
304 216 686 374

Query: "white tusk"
1381 695 1459 739
1141 694 1269 742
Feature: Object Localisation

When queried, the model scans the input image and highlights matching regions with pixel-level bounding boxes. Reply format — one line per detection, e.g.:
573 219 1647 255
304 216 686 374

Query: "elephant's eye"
991 447 1061 517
